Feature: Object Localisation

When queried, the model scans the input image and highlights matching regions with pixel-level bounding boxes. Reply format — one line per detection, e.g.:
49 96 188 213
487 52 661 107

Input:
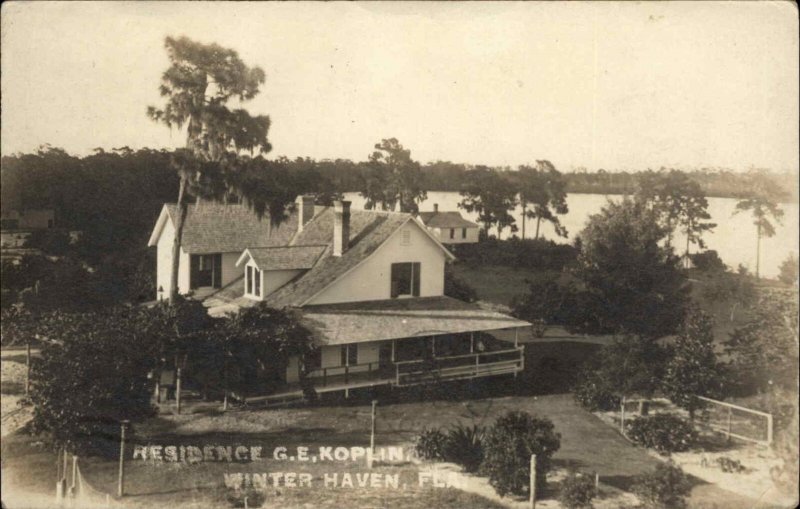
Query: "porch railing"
394 346 524 386
307 361 391 387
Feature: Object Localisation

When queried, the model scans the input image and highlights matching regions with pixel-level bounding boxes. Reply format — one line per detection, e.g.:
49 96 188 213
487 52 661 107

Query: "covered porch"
247 296 530 405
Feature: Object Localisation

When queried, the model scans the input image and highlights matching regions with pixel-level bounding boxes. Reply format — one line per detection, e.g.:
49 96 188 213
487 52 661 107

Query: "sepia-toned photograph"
1 2 798 508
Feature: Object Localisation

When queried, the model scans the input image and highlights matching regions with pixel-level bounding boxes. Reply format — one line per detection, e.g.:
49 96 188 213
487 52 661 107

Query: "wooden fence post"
726 406 732 442
25 341 31 396
117 420 128 497
529 454 537 509
620 396 626 435
70 455 77 497
369 400 377 468
175 367 182 414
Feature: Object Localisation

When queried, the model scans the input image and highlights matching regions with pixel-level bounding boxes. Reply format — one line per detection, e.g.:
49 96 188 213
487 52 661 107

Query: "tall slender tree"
516 160 569 240
458 166 518 237
635 169 715 260
733 172 787 279
148 36 283 302
359 138 426 213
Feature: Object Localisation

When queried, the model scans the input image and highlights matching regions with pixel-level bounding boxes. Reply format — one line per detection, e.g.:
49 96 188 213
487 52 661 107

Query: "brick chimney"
333 200 351 257
296 195 316 232
433 203 439 213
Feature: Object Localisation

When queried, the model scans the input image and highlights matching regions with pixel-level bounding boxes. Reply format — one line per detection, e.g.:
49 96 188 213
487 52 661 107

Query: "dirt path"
1 348 35 437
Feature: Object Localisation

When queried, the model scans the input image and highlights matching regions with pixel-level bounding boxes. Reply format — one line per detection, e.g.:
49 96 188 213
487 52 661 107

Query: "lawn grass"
450 263 550 308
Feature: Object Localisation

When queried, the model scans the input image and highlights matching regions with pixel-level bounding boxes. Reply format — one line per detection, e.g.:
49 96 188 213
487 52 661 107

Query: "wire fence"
616 396 773 446
57 454 115 508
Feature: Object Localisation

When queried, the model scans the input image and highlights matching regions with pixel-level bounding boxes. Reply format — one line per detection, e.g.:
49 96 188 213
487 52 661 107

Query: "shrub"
715 456 745 473
689 250 726 272
226 488 265 508
627 414 697 455
415 428 447 461
632 462 692 509
444 266 478 303
480 411 561 497
443 424 484 473
573 365 621 411
559 474 597 509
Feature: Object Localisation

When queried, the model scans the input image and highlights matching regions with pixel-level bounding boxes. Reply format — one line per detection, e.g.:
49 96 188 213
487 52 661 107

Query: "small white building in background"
418 204 480 244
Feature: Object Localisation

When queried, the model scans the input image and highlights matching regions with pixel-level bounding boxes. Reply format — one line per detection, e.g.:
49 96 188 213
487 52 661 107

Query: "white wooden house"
148 195 529 402
418 204 480 244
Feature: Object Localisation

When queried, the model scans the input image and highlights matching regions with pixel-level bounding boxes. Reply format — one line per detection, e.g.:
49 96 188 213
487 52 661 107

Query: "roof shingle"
418 211 479 229
164 203 298 254
244 245 327 271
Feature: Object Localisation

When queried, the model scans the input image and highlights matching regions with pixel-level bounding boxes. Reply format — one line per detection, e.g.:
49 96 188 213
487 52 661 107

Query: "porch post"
391 340 395 362
470 332 474 353
431 337 436 358
515 328 519 348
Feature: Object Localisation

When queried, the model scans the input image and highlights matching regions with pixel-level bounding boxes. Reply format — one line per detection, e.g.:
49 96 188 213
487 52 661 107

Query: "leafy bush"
632 462 692 509
443 424 484 473
456 237 578 271
715 456 745 473
778 253 798 285
627 414 697 455
689 250 726 272
480 411 561 497
415 428 447 460
559 474 597 509
573 366 621 411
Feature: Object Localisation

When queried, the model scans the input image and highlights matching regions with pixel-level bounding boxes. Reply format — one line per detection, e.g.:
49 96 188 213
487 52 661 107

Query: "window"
340 345 358 366
246 264 261 297
462 227 467 239
190 253 221 289
449 228 455 239
401 229 411 246
391 262 420 298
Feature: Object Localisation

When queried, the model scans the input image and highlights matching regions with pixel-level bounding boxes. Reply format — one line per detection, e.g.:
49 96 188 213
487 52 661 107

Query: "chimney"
433 203 439 213
296 195 316 232
333 200 351 257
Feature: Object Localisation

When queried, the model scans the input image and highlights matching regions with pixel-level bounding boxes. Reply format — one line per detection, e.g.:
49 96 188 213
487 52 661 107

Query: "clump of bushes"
715 456 745 473
444 266 478 303
573 366 621 411
631 461 692 509
480 411 561 497
415 424 485 473
415 428 448 461
626 414 697 455
442 423 485 473
559 474 597 508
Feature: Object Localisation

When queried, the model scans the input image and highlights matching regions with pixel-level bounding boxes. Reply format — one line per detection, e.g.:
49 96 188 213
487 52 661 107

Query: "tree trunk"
756 221 761 280
685 231 691 268
521 202 527 239
535 217 541 240
169 178 189 303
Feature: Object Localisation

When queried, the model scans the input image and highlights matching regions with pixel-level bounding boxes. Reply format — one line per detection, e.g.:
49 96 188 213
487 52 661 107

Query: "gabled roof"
147 203 298 254
236 245 327 271
418 211 479 229
298 296 531 345
264 208 455 308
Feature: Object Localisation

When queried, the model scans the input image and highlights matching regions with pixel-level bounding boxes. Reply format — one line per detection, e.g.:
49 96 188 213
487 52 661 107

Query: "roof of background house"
418 211 479 229
265 208 416 308
297 296 531 345
239 245 327 271
149 203 298 254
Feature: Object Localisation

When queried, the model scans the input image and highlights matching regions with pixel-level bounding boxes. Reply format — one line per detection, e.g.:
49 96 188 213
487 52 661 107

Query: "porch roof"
298 296 531 346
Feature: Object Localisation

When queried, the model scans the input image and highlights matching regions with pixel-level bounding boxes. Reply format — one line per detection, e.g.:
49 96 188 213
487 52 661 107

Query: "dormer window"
246 265 262 298
391 262 420 298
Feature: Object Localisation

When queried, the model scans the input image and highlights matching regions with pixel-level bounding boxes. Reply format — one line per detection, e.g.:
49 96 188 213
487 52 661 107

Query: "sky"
2 1 798 172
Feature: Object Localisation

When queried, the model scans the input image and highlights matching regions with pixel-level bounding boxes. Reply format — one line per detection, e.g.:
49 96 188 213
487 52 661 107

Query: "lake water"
343 191 799 279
